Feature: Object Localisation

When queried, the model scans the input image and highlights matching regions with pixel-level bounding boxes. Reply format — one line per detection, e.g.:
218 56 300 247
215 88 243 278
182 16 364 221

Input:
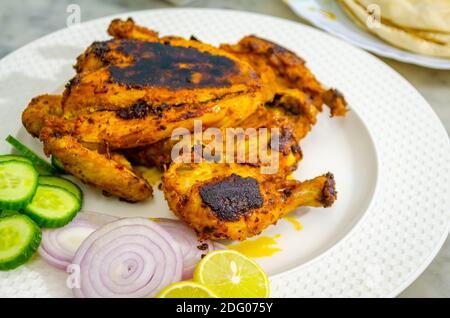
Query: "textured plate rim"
0 8 448 298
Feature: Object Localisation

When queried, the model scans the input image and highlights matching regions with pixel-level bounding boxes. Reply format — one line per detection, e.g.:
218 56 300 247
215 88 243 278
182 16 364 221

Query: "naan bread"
358 0 450 33
338 0 450 58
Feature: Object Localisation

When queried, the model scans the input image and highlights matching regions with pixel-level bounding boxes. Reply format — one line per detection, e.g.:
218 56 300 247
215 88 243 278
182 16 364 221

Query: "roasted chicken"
22 19 265 201
21 18 347 240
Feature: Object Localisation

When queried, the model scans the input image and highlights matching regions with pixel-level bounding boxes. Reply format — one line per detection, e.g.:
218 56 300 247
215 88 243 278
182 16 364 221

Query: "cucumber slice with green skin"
38 176 83 202
0 155 32 165
5 135 56 175
51 156 66 174
0 161 38 210
24 185 81 228
0 214 41 270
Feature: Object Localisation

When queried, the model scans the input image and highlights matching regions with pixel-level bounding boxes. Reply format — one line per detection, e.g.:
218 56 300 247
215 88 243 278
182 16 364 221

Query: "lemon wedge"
157 281 218 298
193 250 270 298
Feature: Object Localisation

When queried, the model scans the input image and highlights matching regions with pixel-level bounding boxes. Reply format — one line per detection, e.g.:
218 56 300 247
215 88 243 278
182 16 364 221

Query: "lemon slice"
157 281 218 298
193 250 270 298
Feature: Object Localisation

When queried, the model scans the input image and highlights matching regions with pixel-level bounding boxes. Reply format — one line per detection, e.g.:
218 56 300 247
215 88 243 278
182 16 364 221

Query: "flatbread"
357 0 450 33
338 0 450 58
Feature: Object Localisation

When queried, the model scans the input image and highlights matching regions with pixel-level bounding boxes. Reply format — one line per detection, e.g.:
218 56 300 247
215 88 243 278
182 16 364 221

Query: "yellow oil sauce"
285 173 295 181
320 9 336 20
228 235 281 258
283 216 303 231
308 7 337 20
137 166 163 186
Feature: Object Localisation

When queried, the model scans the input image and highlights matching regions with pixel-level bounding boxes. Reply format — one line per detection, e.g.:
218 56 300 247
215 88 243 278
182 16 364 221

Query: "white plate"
286 0 450 70
0 8 449 298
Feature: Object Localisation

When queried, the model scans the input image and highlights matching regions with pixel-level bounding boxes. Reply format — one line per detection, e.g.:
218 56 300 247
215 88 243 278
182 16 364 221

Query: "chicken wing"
40 127 152 202
220 35 347 117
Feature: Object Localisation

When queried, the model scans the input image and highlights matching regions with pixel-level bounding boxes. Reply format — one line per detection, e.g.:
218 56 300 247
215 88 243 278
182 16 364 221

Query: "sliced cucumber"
6 135 56 175
0 210 19 218
51 156 66 174
0 214 41 270
38 176 83 202
0 161 38 210
0 155 32 165
24 185 80 228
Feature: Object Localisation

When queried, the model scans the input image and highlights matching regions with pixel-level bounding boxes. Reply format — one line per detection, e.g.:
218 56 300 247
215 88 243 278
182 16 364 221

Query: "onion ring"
156 218 215 279
71 218 182 298
38 211 118 270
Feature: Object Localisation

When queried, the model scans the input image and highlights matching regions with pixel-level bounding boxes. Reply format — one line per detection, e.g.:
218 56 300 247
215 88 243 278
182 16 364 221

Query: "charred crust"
322 88 348 116
327 88 346 105
109 40 238 90
282 188 292 199
116 100 151 119
152 103 169 118
331 88 344 99
102 190 112 197
190 35 199 42
65 76 81 95
52 131 63 139
90 41 111 61
115 100 171 120
118 197 138 203
291 144 302 155
199 174 263 222
203 226 215 234
197 243 209 251
278 129 295 155
320 172 336 207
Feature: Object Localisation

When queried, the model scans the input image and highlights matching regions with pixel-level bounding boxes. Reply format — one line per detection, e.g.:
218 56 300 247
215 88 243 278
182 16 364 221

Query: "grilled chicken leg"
163 162 336 240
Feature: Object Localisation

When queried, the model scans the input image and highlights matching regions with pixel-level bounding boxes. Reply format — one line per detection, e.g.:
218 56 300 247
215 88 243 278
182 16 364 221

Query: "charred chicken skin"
21 18 347 240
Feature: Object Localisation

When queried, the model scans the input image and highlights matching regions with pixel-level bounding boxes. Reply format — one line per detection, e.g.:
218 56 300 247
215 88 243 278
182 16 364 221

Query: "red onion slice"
71 218 182 298
38 212 118 270
156 218 216 279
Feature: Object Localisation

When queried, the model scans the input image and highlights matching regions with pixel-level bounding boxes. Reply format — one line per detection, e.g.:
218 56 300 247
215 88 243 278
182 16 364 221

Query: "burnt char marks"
109 40 238 90
116 100 169 119
90 41 111 61
65 76 81 95
320 172 336 207
278 129 295 155
199 174 263 221
116 100 151 119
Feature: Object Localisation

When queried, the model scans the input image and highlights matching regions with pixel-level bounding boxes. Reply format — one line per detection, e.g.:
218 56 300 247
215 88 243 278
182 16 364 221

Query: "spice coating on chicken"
21 17 347 235
66 37 261 116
